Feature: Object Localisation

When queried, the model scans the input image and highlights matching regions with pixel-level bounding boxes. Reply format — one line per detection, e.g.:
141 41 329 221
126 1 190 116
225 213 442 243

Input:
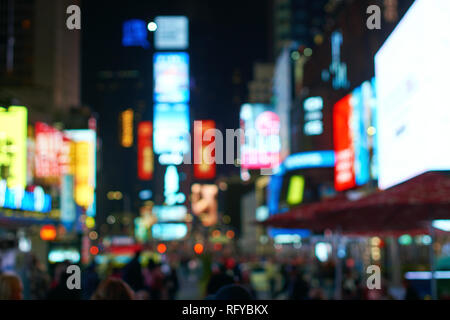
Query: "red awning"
262 171 450 235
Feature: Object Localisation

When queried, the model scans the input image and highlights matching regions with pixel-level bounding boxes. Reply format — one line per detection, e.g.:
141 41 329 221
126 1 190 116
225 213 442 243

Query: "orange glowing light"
226 230 235 239
212 230 221 238
40 225 57 241
157 243 167 254
194 243 204 255
89 246 99 255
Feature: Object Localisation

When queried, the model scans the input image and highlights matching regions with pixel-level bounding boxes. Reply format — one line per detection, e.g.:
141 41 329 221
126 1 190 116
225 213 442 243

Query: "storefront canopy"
262 171 450 236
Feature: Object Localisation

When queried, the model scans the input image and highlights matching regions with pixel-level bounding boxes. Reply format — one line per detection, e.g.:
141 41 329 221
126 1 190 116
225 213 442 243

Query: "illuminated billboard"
65 130 97 217
240 104 281 170
154 52 189 103
61 175 76 231
286 175 305 206
35 122 65 179
334 95 355 191
151 223 188 241
153 103 190 160
154 16 189 50
191 184 218 227
303 97 324 136
0 106 27 188
153 205 187 223
194 120 216 180
333 79 377 191
0 180 52 213
375 0 450 189
137 122 154 180
122 19 149 48
120 109 134 148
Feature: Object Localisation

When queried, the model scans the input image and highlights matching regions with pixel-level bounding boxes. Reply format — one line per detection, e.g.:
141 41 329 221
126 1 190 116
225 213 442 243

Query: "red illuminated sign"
194 120 216 180
333 95 356 191
137 122 154 180
35 122 67 179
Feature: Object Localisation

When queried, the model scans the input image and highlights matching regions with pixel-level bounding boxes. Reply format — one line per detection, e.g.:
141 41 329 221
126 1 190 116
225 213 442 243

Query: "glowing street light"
148 22 157 32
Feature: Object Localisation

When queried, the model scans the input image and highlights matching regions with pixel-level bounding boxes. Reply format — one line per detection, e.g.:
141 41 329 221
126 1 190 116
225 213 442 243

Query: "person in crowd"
265 258 278 299
309 287 327 300
47 268 81 300
91 278 135 300
404 279 420 300
81 261 100 300
288 267 310 300
0 273 23 300
122 251 144 292
165 266 179 300
26 254 50 300
150 262 165 300
206 263 234 297
208 284 254 300
49 261 70 290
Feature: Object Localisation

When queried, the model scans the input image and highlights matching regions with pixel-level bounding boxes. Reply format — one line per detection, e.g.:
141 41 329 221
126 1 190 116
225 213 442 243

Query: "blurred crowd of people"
0 251 422 300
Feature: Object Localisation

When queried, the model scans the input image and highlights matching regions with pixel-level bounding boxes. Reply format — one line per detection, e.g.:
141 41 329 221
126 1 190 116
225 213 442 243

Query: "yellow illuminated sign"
0 106 27 188
287 175 305 206
74 141 94 208
65 130 96 216
120 109 134 148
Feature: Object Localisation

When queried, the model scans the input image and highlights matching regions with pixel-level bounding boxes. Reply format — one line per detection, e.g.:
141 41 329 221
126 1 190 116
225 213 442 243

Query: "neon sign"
0 180 52 213
303 97 323 136
323 31 349 90
122 19 149 49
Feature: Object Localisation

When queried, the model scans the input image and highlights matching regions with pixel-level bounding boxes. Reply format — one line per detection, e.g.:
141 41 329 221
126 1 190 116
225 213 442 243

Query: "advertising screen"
122 19 149 48
333 79 377 191
137 122 154 180
35 122 66 179
193 120 216 180
191 184 218 227
65 130 97 217
152 205 187 222
0 106 27 188
151 223 188 241
153 52 189 103
153 103 190 159
120 109 134 148
240 104 281 170
155 16 189 50
375 0 450 189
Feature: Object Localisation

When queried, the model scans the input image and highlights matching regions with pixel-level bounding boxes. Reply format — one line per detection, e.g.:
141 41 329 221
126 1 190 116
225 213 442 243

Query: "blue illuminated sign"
153 103 190 157
153 52 190 103
153 205 187 222
122 19 149 48
151 223 188 241
268 151 335 215
0 180 52 213
283 151 335 172
61 175 76 231
268 228 311 238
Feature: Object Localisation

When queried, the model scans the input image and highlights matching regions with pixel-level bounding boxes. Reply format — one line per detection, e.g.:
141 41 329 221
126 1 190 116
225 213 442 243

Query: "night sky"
81 0 271 131
81 0 271 220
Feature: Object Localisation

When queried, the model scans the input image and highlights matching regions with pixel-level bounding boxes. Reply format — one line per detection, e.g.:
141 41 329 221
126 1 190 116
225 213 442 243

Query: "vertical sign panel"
194 120 216 180
138 121 154 180
334 95 355 191
120 109 134 148
153 52 190 104
0 106 27 188
65 130 97 217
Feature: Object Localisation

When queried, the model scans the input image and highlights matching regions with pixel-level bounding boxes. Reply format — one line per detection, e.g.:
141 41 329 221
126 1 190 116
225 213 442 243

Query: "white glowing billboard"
153 52 190 104
240 104 281 170
375 0 450 190
153 103 190 161
155 16 189 50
